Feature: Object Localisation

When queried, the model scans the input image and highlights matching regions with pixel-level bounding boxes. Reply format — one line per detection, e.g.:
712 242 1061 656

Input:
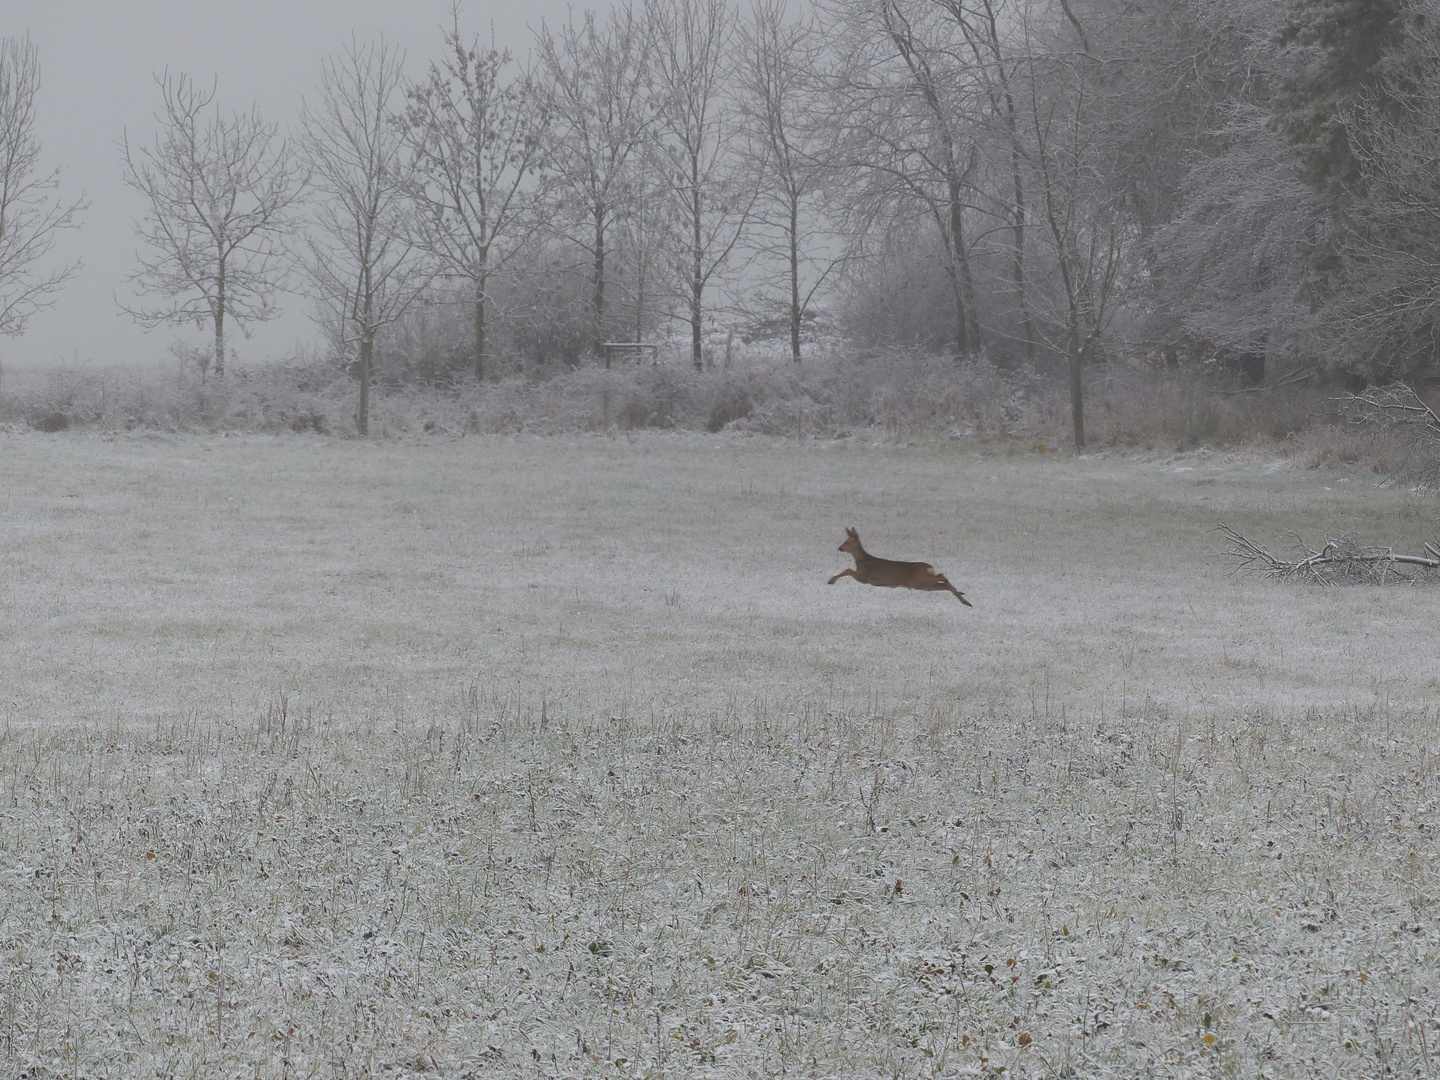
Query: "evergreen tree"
1271 0 1404 198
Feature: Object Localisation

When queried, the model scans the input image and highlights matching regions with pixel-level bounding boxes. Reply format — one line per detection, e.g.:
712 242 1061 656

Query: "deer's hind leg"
936 576 972 606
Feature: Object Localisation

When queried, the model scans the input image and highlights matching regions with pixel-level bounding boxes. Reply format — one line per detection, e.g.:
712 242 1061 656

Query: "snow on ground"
1 431 1436 1076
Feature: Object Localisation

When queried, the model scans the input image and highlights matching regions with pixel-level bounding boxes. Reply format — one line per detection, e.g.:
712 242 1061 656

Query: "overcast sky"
7 0 577 371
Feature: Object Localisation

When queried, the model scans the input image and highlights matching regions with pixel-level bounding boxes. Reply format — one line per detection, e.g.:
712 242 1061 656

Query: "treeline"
2 0 1439 444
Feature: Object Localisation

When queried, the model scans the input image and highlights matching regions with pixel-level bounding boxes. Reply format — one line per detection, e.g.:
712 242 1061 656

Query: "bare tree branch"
1340 382 1440 442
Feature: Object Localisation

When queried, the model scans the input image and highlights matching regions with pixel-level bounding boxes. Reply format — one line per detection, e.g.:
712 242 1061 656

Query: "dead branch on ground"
1218 523 1440 585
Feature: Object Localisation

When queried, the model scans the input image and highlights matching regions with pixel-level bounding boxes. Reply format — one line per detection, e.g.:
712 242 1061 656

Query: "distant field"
1 431 1436 1077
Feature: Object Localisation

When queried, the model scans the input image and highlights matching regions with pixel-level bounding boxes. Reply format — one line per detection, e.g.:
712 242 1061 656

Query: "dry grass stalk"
1219 522 1440 585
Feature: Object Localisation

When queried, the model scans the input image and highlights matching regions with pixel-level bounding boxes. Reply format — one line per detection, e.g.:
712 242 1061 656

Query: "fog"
6 0 572 371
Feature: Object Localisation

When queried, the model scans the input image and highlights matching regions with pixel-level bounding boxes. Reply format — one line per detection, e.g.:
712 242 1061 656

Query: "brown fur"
828 527 972 606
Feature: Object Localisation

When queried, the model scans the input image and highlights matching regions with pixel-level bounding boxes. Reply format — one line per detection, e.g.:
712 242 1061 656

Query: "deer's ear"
846 526 858 537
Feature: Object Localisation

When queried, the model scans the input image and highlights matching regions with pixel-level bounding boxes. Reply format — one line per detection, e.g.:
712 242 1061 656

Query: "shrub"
1 347 1429 477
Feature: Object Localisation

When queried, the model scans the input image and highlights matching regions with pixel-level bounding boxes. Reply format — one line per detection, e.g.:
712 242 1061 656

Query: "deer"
828 527 972 606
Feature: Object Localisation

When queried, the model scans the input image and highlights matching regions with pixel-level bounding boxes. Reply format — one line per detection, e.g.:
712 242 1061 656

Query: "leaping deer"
828 527 972 606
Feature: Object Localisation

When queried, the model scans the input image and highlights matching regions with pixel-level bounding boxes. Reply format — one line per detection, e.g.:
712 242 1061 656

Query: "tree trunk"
978 0 1034 362
691 177 704 372
940 142 981 356
634 257 646 346
358 331 372 437
958 224 980 350
473 283 487 382
945 171 975 355
884 8 978 359
593 203 607 364
1008 141 1035 362
214 268 226 379
1068 331 1085 450
214 306 225 381
789 194 801 363
474 209 490 379
691 284 703 371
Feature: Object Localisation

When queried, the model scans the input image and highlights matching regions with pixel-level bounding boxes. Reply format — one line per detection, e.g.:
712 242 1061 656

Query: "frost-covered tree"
1017 0 1149 448
1302 0 1440 377
1153 111 1318 361
738 0 839 362
0 37 86 343
823 0 985 355
535 2 656 358
648 0 755 370
404 5 547 382
121 73 301 379
301 38 429 435
611 141 678 346
1140 0 1320 367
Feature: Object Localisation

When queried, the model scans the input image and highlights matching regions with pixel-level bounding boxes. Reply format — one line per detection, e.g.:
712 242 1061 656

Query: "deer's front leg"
828 568 856 585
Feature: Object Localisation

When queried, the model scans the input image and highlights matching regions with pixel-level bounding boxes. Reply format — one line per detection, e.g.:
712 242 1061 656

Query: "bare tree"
121 73 301 379
937 0 1036 359
535 2 656 360
612 143 678 346
0 37 86 344
301 38 429 435
1022 8 1131 450
738 0 840 362
404 5 547 382
825 0 982 354
648 0 755 370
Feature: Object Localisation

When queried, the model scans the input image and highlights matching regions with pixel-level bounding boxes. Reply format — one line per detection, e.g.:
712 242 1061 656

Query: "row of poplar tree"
1 0 1437 440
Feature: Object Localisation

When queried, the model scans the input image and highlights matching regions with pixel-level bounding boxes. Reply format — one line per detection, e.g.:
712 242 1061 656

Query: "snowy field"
1 430 1437 1077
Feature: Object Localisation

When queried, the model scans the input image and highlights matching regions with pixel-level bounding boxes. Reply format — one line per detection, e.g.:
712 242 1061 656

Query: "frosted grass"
0 431 1436 1077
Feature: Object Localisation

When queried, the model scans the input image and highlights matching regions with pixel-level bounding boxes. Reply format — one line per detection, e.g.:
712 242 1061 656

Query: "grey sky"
7 0 569 371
